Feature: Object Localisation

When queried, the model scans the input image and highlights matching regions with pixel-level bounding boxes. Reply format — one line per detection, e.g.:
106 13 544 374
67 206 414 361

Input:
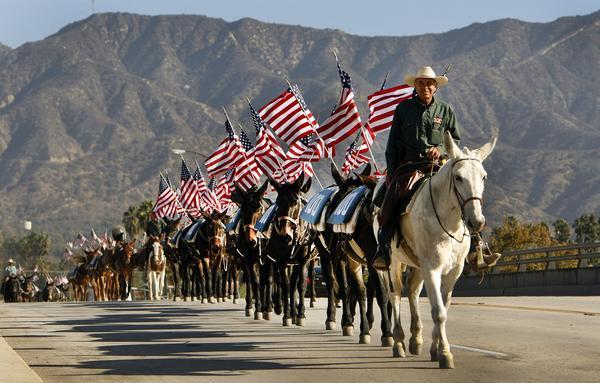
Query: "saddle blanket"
255 204 278 233
226 209 241 234
183 219 205 243
170 230 183 249
328 185 369 234
299 186 339 231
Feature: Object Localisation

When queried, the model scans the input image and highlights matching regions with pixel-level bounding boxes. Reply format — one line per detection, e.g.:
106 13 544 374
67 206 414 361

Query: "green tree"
490 216 556 253
1 231 51 271
122 200 154 239
552 218 572 243
572 213 600 243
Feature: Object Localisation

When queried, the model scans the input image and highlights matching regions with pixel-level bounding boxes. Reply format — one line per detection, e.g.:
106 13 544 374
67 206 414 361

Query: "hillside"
0 11 598 248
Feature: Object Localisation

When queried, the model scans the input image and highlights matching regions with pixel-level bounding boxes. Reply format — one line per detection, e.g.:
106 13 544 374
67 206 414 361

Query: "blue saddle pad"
226 209 241 233
255 204 278 233
183 219 205 243
170 230 183 247
327 185 368 225
300 186 339 224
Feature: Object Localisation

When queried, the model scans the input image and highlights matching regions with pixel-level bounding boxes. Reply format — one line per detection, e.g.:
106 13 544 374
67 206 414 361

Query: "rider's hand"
427 147 441 161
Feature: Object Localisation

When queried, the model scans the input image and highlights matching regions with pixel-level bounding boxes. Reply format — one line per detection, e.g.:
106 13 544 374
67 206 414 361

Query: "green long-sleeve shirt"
385 96 461 173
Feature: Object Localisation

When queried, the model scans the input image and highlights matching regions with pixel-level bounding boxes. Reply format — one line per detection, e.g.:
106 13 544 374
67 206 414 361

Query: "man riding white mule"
372 66 500 271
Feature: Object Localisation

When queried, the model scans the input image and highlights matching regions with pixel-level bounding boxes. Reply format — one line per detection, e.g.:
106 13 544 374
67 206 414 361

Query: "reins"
427 157 482 243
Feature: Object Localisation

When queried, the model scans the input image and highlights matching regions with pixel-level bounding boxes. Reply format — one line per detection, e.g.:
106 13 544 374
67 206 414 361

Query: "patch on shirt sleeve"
433 116 443 124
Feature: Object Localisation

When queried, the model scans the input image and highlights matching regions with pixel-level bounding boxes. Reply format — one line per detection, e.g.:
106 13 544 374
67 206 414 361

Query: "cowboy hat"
404 66 448 88
7 259 14 264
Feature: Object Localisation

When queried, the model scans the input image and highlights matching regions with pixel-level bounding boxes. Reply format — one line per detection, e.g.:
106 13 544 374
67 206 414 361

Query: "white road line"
451 344 509 357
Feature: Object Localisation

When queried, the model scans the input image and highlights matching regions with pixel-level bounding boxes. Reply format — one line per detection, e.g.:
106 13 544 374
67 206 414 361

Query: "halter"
429 157 484 242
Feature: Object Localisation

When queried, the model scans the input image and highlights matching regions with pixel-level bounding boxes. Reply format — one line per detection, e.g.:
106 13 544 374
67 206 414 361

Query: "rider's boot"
372 227 393 270
467 233 501 271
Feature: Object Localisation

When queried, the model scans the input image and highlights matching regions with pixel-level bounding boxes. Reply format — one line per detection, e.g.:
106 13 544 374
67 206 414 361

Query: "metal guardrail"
489 242 600 274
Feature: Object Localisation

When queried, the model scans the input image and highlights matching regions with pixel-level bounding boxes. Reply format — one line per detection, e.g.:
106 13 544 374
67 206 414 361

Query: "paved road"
1 296 599 382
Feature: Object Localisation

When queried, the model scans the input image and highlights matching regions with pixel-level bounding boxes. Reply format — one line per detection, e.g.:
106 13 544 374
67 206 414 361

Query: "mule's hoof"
183 296 188 302
393 343 406 358
430 348 438 362
233 298 238 304
201 298 208 304
228 294 233 299
210 297 217 304
359 334 371 344
245 309 252 317
325 321 337 331
191 296 197 302
264 311 273 320
409 338 423 355
381 336 394 347
438 352 455 369
296 317 306 326
254 311 263 320
342 326 354 336
283 318 292 326
310 301 315 308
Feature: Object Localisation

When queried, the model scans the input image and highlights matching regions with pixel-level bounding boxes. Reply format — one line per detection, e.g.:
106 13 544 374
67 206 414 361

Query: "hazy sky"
0 0 598 48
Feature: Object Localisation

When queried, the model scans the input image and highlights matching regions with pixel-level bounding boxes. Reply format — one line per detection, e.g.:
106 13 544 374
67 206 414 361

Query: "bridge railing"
487 242 600 274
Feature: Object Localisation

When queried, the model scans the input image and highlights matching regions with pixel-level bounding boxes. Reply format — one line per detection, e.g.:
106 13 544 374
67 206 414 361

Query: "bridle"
429 157 484 242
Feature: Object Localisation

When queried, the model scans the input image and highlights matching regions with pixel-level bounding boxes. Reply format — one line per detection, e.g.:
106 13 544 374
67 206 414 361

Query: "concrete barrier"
0 335 43 382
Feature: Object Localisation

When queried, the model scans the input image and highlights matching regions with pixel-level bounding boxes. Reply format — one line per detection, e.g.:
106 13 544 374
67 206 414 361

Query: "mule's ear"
293 173 305 192
360 163 372 177
201 210 211 220
230 188 243 205
215 210 228 221
331 162 344 186
443 131 461 159
258 180 269 196
301 176 312 194
473 135 497 162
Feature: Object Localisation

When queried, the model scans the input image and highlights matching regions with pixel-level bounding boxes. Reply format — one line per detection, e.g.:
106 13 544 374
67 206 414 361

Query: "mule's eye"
482 175 487 181
455 175 463 183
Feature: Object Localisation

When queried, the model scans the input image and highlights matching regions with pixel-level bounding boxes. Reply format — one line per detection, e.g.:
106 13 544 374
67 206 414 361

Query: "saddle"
378 161 440 231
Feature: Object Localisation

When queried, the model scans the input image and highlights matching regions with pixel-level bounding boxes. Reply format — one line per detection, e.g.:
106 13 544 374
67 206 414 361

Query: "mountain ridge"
0 11 598 249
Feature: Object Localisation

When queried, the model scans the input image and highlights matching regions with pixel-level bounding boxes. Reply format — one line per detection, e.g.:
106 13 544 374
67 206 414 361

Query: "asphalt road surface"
1 296 599 382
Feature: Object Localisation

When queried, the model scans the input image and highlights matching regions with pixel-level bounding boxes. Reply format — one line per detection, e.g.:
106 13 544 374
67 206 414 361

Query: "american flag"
234 128 263 191
286 133 328 162
366 84 414 134
153 174 185 219
341 131 370 176
179 158 202 217
205 117 243 178
258 87 318 146
250 102 288 184
200 176 221 213
317 61 362 148
276 159 314 184
216 169 234 210
193 165 207 195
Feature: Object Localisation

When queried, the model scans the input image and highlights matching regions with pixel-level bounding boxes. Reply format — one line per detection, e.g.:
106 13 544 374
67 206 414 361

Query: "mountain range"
0 11 598 251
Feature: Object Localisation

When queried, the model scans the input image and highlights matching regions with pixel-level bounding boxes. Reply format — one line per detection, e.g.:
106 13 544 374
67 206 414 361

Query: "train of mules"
59 132 495 369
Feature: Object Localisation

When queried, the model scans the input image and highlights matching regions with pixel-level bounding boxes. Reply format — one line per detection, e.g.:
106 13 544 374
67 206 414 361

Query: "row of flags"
152 58 416 219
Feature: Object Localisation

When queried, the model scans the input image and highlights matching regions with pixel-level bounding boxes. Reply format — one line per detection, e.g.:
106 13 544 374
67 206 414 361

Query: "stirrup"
468 242 500 271
372 246 391 271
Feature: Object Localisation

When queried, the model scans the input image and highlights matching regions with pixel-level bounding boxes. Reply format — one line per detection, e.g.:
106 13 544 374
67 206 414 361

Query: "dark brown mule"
113 239 137 300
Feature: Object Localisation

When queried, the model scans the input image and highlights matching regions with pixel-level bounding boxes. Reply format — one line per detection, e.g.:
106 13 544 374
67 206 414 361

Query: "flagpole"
306 151 324 189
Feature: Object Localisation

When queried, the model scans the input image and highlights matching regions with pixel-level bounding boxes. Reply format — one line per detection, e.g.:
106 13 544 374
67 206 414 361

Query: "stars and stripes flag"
200 176 221 213
286 132 328 162
317 61 362 149
153 174 185 219
276 160 314 184
234 128 263 191
179 157 202 217
216 169 234 210
204 116 243 178
366 84 414 134
258 86 318 146
249 101 288 184
341 131 370 176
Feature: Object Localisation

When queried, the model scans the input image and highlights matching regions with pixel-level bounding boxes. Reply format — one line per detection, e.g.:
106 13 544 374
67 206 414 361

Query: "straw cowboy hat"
404 66 448 88
7 259 14 264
